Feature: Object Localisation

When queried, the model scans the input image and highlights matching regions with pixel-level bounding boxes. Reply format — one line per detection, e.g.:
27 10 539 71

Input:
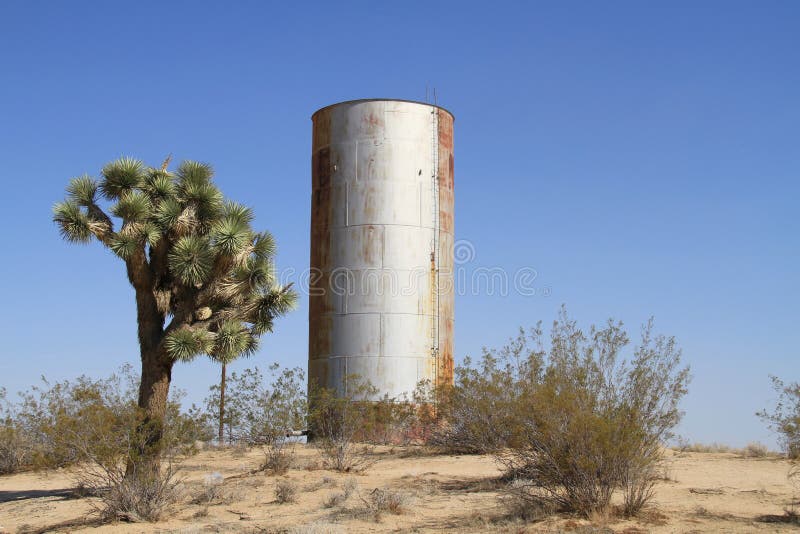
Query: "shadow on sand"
0 488 77 503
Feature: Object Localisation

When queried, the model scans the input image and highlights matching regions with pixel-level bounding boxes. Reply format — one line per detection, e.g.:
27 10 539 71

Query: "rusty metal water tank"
309 99 454 399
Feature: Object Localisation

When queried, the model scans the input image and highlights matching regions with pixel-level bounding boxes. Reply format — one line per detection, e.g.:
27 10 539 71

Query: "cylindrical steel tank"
309 99 454 399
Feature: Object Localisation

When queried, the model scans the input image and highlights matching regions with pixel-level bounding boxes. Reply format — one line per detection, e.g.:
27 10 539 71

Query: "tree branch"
149 238 173 315
85 202 114 246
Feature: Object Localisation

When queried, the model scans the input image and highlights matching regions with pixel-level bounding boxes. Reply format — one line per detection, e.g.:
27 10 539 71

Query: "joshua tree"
53 156 296 471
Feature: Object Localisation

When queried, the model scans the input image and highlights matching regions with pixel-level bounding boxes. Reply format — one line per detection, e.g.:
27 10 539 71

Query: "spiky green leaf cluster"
100 157 144 199
169 235 213 285
53 201 92 242
66 175 98 205
54 156 298 367
164 328 215 362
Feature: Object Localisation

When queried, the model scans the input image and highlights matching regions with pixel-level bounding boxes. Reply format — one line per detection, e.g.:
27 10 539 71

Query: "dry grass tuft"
262 447 294 475
675 442 732 454
743 442 770 458
363 487 409 518
323 478 358 508
275 479 298 504
499 479 554 522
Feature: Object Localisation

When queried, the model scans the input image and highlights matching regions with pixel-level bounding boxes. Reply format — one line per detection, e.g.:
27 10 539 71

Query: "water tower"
308 99 454 398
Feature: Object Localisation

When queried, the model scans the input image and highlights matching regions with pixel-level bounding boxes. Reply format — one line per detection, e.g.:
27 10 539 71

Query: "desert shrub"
0 370 140 471
93 461 182 522
501 479 554 521
264 449 294 475
360 394 417 445
743 442 770 458
275 479 298 503
0 367 210 520
431 328 540 454
445 309 689 518
204 365 306 471
247 366 306 473
323 479 409 522
328 379 439 447
504 313 688 517
193 472 225 504
0 388 30 474
67 404 195 521
0 425 28 475
1 365 210 472
323 478 358 508
757 376 800 458
360 488 409 521
363 487 409 519
166 401 215 453
323 491 348 508
308 375 377 472
674 441 732 454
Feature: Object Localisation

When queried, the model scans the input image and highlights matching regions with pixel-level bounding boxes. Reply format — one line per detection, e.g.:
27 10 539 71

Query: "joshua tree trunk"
218 362 226 444
127 275 170 477
134 351 173 464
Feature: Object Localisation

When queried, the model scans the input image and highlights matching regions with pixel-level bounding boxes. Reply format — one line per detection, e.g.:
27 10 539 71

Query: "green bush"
0 365 211 472
308 375 378 472
357 382 438 446
431 327 538 453
0 365 213 519
758 376 800 459
204 364 306 472
0 388 30 474
435 308 690 518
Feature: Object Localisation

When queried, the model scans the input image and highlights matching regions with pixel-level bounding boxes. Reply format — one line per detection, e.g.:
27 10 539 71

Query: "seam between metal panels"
326 222 453 233
317 312 443 317
311 355 434 360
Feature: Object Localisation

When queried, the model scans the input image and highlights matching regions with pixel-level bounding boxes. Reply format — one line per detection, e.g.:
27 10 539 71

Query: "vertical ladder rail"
430 108 440 384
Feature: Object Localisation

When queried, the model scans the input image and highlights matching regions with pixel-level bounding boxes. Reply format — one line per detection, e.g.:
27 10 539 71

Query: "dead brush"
325 484 409 522
191 474 247 506
192 472 224 504
261 446 294 475
323 478 358 508
94 467 183 522
499 479 555 522
305 475 337 493
192 484 222 505
743 442 770 458
363 487 409 518
275 479 299 504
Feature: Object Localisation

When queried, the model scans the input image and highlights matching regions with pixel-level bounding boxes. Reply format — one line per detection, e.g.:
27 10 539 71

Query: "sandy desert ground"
0 445 798 533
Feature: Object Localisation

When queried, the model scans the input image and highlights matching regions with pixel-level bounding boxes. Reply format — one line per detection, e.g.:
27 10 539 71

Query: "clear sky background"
0 1 797 448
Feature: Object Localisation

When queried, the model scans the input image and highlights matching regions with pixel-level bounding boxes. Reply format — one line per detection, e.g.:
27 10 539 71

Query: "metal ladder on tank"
430 107 440 384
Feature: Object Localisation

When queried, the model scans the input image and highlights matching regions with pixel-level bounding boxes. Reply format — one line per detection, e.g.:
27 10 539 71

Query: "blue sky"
0 1 797 448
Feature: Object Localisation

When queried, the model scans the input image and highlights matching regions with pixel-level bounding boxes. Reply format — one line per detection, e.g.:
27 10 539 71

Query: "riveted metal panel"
330 225 384 270
310 99 455 399
346 181 421 226
382 225 435 269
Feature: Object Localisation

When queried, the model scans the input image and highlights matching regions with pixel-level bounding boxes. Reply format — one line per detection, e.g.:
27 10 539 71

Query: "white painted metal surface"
309 99 455 399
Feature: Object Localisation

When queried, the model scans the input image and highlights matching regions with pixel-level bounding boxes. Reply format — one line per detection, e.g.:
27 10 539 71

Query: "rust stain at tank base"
309 99 455 399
